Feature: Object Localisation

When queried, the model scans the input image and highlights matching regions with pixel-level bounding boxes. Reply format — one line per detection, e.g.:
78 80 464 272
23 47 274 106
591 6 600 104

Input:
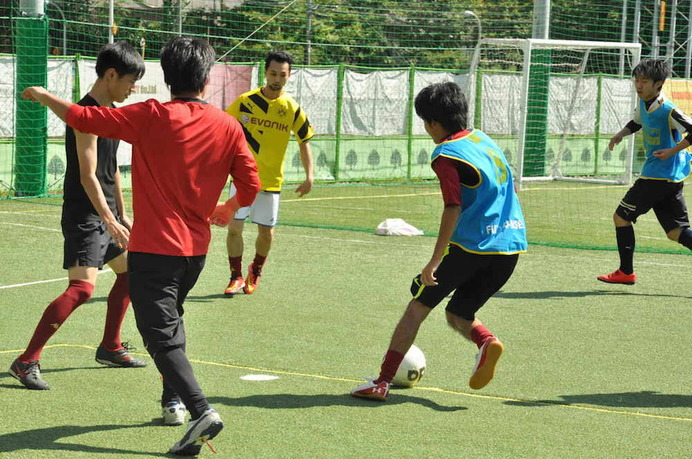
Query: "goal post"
466 38 642 187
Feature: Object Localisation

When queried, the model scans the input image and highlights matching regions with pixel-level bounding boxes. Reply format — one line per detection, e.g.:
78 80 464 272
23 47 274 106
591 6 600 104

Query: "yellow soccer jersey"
226 88 314 191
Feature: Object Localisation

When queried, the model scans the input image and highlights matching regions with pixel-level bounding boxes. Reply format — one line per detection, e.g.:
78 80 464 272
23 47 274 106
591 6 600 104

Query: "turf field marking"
281 192 438 203
0 209 58 215
195 359 692 423
282 232 432 247
0 221 61 232
521 184 629 192
0 269 112 290
1 344 689 423
240 374 280 381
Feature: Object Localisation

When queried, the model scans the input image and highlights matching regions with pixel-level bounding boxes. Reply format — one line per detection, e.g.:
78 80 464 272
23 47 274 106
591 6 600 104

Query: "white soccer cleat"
162 401 187 426
350 378 390 401
169 408 224 456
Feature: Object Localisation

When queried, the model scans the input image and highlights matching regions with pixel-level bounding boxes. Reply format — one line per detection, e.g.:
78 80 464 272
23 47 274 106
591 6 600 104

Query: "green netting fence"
0 0 690 255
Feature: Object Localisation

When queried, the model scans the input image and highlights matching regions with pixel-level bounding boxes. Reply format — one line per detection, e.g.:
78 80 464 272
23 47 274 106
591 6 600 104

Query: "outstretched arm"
609 126 633 151
21 86 71 121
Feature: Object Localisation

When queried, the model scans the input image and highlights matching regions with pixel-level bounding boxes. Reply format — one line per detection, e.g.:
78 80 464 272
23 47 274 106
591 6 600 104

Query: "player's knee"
401 299 431 325
666 228 682 242
445 310 473 330
257 228 274 243
70 282 94 304
227 225 243 239
613 213 630 226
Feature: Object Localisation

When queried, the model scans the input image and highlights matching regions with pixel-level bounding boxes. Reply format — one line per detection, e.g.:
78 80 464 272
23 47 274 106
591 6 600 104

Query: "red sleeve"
432 156 462 207
228 126 260 207
66 101 149 145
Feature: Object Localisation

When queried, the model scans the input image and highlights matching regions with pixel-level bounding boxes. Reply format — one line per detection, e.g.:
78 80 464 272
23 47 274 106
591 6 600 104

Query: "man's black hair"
160 37 215 95
632 58 671 83
414 82 468 133
95 41 145 80
265 50 293 72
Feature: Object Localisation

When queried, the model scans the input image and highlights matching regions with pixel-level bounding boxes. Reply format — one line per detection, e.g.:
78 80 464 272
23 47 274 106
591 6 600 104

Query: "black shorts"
61 210 123 270
128 252 206 356
410 244 519 321
615 179 690 233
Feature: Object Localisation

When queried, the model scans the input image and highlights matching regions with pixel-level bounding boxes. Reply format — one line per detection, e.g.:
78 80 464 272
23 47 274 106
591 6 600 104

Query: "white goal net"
466 38 642 186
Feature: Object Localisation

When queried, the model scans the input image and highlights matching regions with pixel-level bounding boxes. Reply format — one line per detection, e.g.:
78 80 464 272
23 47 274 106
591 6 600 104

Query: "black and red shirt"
63 94 119 220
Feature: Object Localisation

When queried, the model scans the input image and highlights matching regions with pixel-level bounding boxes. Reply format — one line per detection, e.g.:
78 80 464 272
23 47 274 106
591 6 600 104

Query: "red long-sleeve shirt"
66 98 260 257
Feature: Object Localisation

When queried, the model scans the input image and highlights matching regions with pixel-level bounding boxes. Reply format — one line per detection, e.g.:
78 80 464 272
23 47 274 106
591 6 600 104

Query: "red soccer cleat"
469 338 504 390
351 379 390 401
597 269 636 285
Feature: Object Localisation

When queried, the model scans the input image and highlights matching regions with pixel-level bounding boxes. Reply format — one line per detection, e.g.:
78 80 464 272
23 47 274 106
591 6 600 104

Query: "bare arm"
113 165 132 231
75 131 130 249
609 126 633 151
21 86 71 121
294 141 314 197
420 205 461 286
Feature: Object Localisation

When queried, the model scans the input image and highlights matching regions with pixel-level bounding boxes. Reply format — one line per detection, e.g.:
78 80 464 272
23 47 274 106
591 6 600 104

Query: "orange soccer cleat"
597 269 636 285
243 263 261 295
224 276 245 296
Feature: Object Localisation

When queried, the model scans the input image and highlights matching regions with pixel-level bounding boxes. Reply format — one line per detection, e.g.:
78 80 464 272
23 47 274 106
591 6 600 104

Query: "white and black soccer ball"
391 344 426 388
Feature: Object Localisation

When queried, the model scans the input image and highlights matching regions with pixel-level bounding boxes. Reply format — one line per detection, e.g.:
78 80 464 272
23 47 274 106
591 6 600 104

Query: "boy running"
351 82 527 401
9 41 146 391
598 58 692 285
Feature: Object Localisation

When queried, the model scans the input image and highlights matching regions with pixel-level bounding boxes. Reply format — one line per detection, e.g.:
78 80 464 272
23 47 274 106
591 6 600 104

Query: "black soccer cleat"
95 343 147 368
9 358 50 390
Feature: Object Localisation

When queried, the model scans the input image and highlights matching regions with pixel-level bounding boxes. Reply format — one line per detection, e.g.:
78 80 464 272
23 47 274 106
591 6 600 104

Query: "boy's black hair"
95 41 145 80
265 50 293 72
414 82 468 133
160 37 215 95
632 58 671 83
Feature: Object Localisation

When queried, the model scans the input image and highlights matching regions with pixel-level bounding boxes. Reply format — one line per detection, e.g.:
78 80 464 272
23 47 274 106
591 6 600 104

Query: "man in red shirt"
22 37 260 456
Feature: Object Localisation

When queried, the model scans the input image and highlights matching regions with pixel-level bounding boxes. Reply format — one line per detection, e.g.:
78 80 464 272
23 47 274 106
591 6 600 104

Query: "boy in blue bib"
599 59 692 285
351 82 527 401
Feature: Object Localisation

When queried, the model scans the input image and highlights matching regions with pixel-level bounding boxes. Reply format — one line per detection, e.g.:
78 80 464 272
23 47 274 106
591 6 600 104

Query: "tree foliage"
2 1 683 72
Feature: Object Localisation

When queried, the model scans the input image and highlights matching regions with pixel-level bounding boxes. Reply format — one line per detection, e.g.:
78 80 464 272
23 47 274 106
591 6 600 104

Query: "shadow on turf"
0 366 100 390
495 290 692 300
0 423 171 457
208 393 467 412
503 391 692 408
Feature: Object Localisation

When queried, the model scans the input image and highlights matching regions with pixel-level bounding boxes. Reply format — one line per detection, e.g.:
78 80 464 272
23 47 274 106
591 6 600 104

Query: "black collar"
173 97 208 104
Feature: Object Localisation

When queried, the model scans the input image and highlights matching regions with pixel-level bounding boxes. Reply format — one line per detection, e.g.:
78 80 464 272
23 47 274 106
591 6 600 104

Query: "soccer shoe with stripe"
169 408 224 456
8 358 50 390
163 401 187 426
243 263 261 295
469 338 504 390
350 378 390 401
597 269 636 285
224 276 245 296
95 343 147 368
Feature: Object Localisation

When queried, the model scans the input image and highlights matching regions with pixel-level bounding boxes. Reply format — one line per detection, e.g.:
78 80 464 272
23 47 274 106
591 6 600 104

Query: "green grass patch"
1 198 691 458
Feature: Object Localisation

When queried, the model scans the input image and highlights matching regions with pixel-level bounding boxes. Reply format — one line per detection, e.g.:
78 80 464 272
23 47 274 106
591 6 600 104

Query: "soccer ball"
391 344 426 388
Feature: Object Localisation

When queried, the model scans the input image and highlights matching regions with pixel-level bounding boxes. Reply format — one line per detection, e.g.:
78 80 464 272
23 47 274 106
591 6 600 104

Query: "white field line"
0 269 112 290
0 209 58 215
0 221 61 232
280 232 691 269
